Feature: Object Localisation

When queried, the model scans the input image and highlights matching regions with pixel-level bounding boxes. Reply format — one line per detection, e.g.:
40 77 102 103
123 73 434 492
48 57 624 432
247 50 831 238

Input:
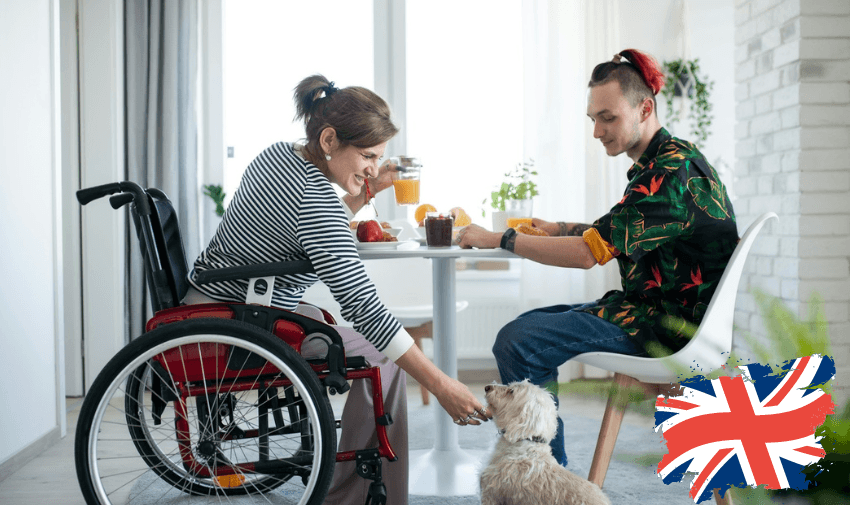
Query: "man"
457 49 738 466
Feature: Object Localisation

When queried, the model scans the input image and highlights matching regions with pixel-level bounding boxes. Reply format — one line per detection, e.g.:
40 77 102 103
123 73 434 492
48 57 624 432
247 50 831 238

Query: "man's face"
586 81 644 158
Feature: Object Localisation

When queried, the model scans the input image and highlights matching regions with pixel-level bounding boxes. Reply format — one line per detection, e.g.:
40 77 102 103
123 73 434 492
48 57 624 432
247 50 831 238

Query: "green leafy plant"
660 58 714 149
481 159 539 217
203 184 226 217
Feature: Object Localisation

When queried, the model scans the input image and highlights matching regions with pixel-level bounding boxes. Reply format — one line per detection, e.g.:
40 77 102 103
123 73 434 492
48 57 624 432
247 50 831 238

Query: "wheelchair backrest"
131 193 189 311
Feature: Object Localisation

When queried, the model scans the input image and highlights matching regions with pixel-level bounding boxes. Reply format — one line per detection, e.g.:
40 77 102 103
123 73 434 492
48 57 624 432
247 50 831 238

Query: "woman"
184 75 490 504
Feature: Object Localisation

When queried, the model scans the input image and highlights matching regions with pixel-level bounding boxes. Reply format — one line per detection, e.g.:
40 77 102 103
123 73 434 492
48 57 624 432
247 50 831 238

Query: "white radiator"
419 299 522 360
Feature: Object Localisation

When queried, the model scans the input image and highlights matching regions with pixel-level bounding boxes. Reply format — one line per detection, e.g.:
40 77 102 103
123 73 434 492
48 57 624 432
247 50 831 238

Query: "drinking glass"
390 156 421 206
424 212 453 247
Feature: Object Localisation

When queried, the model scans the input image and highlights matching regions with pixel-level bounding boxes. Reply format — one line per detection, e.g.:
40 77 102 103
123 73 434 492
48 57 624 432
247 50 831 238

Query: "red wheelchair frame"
74 181 396 504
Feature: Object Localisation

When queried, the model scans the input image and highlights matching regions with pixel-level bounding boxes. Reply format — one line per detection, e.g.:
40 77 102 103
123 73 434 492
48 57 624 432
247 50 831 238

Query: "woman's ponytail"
291 74 398 154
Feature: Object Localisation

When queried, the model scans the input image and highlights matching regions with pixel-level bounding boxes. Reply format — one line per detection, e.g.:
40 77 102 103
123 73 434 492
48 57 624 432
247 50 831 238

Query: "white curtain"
519 0 625 311
520 0 627 380
125 0 201 340
519 0 588 312
581 0 630 302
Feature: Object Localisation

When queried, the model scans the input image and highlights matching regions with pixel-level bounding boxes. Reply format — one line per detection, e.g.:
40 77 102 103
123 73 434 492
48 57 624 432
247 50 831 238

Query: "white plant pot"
491 199 533 232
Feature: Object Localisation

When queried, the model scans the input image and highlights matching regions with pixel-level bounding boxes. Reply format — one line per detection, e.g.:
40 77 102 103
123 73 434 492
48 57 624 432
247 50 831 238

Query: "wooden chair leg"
713 488 733 505
405 322 433 405
588 373 641 488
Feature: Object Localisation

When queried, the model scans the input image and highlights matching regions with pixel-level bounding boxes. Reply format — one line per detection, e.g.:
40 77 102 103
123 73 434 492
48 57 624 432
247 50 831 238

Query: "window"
222 0 374 200
406 0 523 224
222 0 523 225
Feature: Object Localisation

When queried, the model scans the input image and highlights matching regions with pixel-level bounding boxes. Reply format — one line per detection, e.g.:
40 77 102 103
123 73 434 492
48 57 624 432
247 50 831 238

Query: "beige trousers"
181 287 409 505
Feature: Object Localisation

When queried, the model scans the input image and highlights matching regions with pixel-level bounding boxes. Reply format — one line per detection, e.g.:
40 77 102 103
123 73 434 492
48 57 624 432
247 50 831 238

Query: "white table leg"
408 256 487 496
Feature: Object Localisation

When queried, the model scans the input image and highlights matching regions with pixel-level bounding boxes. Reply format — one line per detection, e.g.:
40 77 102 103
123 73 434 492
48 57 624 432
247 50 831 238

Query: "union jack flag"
654 355 835 503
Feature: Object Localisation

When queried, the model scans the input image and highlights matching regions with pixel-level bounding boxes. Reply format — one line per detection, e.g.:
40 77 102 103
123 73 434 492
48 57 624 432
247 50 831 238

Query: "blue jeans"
492 301 648 467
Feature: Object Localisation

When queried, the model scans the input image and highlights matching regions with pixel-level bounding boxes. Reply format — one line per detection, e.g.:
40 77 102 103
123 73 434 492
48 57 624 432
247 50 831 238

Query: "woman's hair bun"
293 74 334 124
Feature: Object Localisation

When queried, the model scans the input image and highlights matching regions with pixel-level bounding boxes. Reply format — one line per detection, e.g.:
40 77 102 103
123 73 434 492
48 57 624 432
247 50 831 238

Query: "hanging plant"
660 58 714 149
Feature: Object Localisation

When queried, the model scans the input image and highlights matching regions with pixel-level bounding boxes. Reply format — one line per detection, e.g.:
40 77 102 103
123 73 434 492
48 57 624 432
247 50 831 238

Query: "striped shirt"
189 142 414 360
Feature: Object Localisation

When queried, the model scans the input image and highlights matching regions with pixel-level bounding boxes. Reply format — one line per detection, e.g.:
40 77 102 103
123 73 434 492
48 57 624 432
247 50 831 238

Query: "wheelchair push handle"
76 181 151 215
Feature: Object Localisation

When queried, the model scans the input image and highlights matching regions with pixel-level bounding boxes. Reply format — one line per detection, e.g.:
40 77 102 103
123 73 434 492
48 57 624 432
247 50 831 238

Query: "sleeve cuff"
381 327 416 362
582 227 618 266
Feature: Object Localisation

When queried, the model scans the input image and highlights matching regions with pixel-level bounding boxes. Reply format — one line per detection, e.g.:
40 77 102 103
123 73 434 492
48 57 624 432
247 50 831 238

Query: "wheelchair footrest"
355 449 386 505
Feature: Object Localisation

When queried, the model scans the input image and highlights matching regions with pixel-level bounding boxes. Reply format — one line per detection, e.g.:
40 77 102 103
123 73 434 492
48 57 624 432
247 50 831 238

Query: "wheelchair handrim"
86 334 324 505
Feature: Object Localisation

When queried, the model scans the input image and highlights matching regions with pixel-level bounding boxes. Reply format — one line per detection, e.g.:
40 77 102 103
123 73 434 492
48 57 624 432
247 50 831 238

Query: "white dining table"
359 241 517 496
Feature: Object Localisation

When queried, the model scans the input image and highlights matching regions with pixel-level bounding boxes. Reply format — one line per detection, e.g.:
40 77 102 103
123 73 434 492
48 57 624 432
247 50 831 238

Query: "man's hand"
456 224 501 249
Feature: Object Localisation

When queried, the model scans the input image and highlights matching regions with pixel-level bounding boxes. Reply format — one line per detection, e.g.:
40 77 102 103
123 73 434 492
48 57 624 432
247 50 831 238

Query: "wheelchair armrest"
195 260 315 285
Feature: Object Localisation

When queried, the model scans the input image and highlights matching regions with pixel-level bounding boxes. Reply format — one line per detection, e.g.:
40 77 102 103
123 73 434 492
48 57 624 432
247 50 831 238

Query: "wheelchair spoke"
76 321 335 505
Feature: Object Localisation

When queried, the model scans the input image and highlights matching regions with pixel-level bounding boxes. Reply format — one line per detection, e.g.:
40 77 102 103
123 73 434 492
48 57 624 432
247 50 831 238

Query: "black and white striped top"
189 142 413 360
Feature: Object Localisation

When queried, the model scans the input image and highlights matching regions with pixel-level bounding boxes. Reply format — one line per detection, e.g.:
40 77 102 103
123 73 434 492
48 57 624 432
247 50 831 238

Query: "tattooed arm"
530 219 593 237
564 223 592 236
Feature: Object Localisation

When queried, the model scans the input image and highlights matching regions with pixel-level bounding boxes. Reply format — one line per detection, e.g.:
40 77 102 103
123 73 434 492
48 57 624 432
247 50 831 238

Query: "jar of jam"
424 212 453 247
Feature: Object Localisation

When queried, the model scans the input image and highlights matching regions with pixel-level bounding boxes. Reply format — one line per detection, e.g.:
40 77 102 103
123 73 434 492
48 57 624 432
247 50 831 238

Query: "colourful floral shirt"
578 127 738 353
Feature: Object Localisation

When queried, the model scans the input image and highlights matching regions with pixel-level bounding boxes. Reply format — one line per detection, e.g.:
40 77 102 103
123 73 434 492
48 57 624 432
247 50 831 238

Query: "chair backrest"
131 192 190 312
673 212 778 373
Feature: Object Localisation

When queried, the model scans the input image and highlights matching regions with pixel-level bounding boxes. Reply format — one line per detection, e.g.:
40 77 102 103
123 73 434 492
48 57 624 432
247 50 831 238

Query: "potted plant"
660 58 714 149
203 184 226 217
482 160 539 232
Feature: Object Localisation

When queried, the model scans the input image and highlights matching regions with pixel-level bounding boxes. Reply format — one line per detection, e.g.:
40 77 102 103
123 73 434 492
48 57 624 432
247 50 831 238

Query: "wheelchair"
75 182 396 505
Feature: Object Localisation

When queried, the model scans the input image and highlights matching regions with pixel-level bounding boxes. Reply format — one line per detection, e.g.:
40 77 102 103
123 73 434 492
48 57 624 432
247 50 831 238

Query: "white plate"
351 227 402 240
356 241 405 250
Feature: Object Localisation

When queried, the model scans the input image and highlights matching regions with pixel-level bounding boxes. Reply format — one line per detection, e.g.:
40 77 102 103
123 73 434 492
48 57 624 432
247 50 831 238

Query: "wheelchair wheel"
75 318 336 504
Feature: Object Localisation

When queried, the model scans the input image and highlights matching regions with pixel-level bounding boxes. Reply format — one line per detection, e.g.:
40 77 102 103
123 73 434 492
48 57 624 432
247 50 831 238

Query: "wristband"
500 228 518 252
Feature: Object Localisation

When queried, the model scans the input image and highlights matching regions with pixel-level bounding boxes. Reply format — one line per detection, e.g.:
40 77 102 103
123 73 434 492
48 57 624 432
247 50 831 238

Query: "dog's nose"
485 385 492 392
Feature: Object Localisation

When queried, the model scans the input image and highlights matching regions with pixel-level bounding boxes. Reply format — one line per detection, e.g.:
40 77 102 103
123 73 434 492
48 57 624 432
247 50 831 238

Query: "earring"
325 154 332 161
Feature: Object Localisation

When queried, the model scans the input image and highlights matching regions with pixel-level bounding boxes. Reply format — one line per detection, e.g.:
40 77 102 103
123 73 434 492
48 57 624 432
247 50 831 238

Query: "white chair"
573 212 778 505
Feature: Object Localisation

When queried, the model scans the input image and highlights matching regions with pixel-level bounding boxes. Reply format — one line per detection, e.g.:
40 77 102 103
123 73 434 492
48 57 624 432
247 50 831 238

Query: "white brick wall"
735 0 850 404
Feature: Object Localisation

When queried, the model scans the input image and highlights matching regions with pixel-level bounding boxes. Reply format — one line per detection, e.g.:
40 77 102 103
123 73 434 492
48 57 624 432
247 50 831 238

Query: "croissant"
515 223 549 236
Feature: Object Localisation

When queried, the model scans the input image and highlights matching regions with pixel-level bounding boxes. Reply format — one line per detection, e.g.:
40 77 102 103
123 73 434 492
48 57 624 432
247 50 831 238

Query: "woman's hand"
531 218 560 237
455 224 501 249
395 344 491 426
432 377 492 426
368 160 397 194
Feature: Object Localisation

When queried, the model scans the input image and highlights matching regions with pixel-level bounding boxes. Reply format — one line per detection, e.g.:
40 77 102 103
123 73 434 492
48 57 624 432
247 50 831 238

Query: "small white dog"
480 380 611 505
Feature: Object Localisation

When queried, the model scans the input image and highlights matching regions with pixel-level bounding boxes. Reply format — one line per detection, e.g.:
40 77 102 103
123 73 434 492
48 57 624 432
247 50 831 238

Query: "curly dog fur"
480 380 610 505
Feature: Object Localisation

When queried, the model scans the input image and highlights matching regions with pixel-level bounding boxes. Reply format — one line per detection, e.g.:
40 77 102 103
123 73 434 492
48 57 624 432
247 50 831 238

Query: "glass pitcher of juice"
390 156 421 205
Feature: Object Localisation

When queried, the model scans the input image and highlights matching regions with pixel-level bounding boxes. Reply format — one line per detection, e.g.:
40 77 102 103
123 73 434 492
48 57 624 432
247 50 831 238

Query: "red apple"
356 220 384 242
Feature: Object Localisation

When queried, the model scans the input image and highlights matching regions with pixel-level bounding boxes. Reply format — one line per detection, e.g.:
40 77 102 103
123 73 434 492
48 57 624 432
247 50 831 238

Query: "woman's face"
326 141 388 196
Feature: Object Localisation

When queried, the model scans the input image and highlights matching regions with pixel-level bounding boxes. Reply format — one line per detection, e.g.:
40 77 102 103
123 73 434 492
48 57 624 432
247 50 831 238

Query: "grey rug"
407 402 696 505
128 401 698 504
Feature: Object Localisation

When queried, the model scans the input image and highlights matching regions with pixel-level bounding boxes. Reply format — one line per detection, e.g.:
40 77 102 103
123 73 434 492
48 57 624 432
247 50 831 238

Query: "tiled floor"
0 380 653 504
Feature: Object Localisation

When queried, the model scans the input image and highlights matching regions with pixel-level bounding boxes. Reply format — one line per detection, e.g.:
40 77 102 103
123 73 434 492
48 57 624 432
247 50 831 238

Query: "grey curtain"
124 0 200 340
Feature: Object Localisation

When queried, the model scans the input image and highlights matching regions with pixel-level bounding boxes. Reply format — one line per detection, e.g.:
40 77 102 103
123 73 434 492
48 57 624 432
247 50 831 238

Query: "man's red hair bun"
619 49 665 96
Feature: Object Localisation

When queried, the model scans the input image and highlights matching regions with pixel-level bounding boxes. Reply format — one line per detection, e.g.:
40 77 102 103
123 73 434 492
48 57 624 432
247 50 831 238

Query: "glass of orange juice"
506 217 533 228
390 156 421 206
